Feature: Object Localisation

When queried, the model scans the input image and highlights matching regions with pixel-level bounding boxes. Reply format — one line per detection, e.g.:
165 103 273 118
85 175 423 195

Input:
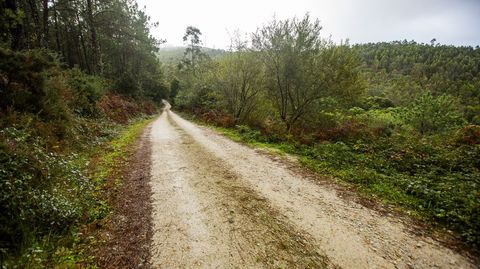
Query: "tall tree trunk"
52 0 61 52
27 0 42 47
76 11 91 73
5 0 23 50
86 0 100 74
42 0 49 48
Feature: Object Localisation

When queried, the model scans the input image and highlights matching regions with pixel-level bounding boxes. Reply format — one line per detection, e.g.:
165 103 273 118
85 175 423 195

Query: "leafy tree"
174 58 217 109
253 15 363 132
315 43 365 107
181 26 208 75
0 47 55 114
169 78 180 103
215 35 264 124
404 92 465 134
1 0 166 101
252 15 323 132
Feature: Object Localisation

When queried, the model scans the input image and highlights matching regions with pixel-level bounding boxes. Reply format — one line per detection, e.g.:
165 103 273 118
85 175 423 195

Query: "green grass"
91 117 154 187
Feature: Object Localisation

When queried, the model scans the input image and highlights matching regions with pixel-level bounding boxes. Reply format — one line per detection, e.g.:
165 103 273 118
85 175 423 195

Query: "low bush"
402 92 466 135
66 68 106 117
362 96 395 109
0 128 97 260
97 94 157 124
198 109 234 127
456 125 480 145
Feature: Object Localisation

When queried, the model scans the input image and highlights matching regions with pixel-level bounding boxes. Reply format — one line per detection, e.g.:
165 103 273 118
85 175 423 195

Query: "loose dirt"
95 125 154 268
148 104 476 269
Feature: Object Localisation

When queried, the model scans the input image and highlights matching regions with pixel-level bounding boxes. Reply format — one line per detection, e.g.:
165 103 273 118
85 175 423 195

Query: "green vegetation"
0 115 154 267
0 50 158 265
91 118 154 190
353 41 480 124
0 0 165 265
167 15 480 248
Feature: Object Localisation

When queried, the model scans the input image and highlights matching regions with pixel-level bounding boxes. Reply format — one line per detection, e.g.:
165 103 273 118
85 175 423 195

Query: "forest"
0 0 479 266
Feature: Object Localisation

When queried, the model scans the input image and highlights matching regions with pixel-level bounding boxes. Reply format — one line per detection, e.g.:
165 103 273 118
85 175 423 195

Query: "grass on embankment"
89 117 154 189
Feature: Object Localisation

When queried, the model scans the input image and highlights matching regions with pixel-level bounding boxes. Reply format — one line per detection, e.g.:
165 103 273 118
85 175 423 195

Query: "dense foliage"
1 0 168 99
354 41 480 123
165 16 480 248
0 0 165 265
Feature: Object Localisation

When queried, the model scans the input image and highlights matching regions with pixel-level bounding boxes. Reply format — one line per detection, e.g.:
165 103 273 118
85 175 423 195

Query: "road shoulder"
94 124 154 268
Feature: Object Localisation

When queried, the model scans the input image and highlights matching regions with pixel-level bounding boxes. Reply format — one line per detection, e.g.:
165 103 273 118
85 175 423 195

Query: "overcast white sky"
136 0 480 49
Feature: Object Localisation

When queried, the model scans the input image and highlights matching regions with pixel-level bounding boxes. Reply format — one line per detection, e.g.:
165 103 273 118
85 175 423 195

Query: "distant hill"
156 46 227 63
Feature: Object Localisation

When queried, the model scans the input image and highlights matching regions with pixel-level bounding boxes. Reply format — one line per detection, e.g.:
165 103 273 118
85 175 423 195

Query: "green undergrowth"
90 117 155 189
184 113 480 250
0 116 155 268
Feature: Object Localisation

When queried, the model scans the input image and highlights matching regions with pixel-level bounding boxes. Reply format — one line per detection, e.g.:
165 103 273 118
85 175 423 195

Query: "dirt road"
148 104 475 268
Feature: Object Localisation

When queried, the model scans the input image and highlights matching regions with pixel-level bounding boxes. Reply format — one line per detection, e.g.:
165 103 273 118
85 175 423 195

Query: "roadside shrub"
234 125 265 142
295 108 400 143
311 142 355 167
259 115 288 141
356 108 402 135
302 110 341 131
456 125 480 145
0 48 75 144
318 119 367 141
193 86 222 111
97 94 157 124
192 107 235 127
42 75 72 123
0 128 94 255
66 68 106 117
